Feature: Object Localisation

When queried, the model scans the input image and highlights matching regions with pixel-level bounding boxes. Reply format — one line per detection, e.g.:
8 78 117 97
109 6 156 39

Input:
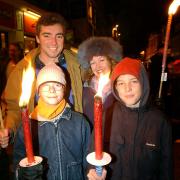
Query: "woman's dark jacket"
13 107 91 180
103 63 173 180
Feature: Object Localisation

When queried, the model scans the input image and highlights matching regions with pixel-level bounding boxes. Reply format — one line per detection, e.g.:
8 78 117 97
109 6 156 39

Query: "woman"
78 37 123 129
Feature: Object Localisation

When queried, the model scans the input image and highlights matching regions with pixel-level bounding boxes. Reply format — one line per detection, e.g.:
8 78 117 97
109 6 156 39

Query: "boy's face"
115 74 141 107
39 82 65 105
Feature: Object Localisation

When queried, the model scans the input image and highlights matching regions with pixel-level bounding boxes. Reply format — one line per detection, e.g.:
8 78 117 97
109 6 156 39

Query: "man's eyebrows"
57 32 64 35
41 32 50 35
41 32 64 35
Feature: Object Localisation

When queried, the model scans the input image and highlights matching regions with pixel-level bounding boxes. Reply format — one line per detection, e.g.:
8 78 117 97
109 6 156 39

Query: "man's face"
39 82 65 105
90 56 112 79
115 74 142 107
36 24 64 63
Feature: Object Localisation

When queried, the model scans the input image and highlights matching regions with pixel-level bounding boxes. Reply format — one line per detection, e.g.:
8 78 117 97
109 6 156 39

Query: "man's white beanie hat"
37 63 66 91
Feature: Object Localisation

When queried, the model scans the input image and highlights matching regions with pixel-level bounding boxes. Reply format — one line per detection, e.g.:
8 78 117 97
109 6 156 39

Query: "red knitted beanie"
111 57 142 82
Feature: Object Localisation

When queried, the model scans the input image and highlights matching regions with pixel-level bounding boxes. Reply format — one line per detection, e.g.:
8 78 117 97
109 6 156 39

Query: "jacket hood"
111 57 150 108
78 36 123 69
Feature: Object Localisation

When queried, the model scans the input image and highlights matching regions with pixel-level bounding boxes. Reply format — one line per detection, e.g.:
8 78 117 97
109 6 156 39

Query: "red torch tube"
94 95 103 160
21 107 35 164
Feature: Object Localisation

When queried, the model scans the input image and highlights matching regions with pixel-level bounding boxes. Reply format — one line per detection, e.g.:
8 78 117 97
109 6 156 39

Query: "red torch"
19 62 42 167
21 107 34 163
94 95 103 160
86 74 111 176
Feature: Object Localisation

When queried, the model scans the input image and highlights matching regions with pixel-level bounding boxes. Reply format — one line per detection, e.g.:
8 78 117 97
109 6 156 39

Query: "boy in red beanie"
89 57 173 180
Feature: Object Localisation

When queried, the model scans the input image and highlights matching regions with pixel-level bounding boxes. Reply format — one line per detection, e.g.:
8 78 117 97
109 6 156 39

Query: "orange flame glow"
96 73 110 97
19 62 35 107
168 0 180 15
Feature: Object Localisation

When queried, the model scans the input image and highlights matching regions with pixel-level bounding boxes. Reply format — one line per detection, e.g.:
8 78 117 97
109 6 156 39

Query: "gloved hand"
16 162 43 180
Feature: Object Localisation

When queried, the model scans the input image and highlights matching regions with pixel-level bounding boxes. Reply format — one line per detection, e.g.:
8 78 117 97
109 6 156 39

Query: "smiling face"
90 56 112 79
36 24 64 64
115 74 142 108
39 82 65 105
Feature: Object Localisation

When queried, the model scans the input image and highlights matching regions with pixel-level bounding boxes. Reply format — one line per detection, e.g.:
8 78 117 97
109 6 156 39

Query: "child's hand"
0 129 9 148
87 168 107 180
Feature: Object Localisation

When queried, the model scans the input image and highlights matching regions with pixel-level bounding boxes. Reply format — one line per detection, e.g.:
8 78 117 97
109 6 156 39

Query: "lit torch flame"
19 62 35 107
169 0 180 15
96 73 110 97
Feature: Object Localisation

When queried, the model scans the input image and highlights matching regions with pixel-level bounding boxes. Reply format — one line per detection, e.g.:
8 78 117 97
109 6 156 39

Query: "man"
0 12 83 145
6 42 24 78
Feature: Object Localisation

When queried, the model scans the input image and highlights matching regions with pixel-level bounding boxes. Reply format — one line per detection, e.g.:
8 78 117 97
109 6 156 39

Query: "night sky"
25 0 179 55
103 0 172 55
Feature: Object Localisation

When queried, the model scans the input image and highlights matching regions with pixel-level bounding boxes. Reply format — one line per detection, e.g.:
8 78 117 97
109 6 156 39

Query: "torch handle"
86 152 112 177
158 14 173 99
95 166 103 176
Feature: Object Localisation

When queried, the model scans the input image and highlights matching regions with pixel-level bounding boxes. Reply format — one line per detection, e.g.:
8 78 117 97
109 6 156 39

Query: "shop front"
23 10 40 54
0 0 44 54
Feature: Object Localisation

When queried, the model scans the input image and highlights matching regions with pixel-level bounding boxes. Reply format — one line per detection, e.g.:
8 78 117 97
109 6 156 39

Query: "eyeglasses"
40 83 65 92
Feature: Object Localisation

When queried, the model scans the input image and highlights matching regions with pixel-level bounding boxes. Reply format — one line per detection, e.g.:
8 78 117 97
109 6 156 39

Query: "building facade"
0 0 46 54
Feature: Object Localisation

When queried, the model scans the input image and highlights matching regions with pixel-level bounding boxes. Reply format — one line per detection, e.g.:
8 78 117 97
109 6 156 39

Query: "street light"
112 24 120 40
158 0 180 99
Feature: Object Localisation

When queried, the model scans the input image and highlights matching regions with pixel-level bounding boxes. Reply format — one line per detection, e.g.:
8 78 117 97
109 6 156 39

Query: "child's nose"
49 85 55 93
125 83 132 92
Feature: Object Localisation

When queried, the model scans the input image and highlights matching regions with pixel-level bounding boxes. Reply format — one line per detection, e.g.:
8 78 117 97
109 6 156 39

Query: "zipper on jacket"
132 109 140 177
54 121 58 134
53 122 63 180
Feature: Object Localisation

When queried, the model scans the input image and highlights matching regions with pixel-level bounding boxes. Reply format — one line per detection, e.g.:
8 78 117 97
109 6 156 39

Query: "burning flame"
169 0 180 15
96 73 110 97
19 62 35 107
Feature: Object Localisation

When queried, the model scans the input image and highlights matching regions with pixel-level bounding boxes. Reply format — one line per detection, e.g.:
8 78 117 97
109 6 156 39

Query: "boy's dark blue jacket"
13 107 91 180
